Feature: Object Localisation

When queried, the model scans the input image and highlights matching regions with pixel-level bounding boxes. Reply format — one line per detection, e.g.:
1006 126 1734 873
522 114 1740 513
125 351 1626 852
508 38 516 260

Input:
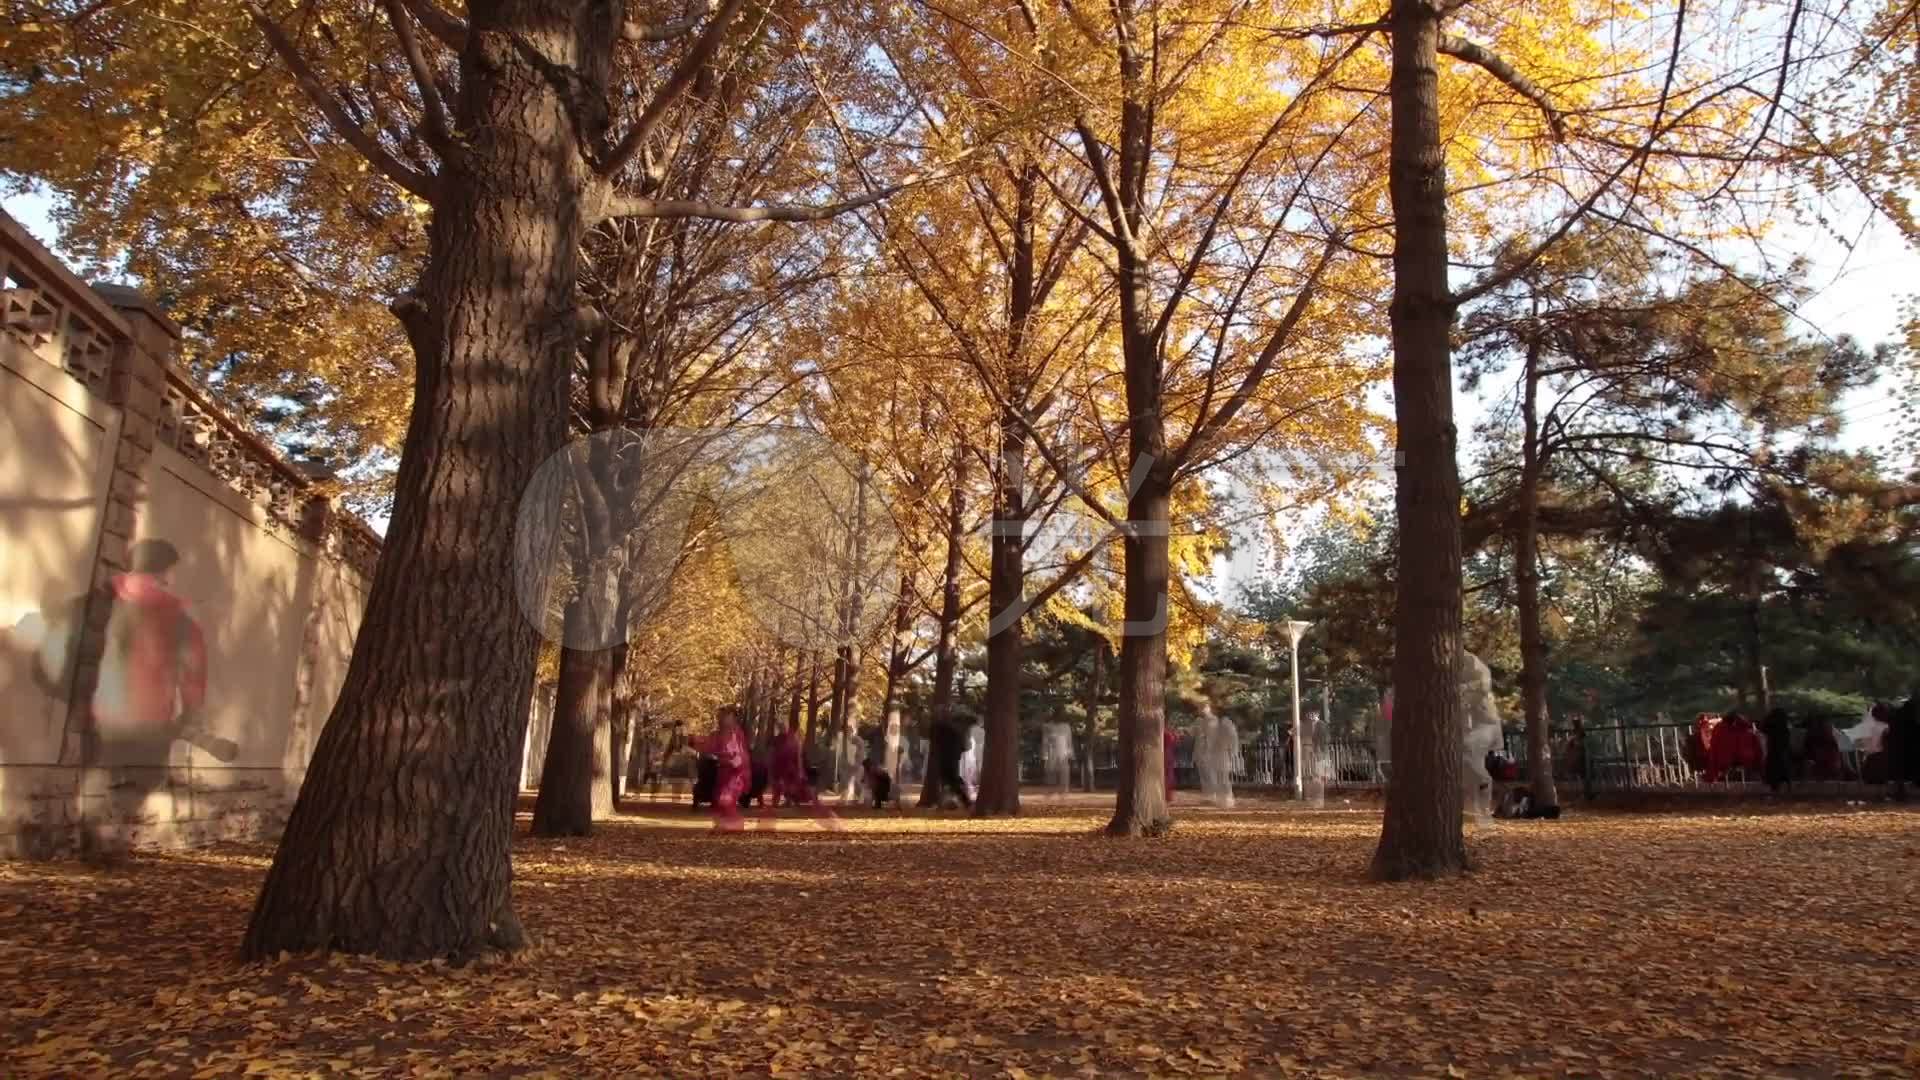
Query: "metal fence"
1016 717 1894 798
1500 719 1889 796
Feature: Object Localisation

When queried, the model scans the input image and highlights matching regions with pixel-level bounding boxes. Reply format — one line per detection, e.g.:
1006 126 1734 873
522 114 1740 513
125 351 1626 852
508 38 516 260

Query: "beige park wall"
0 211 379 857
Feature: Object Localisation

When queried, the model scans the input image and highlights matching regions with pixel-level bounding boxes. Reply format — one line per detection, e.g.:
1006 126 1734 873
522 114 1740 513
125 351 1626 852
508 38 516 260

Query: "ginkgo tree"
929 0 1392 835
526 14 860 836
11 0 933 959
1354 0 1910 878
839 123 1116 813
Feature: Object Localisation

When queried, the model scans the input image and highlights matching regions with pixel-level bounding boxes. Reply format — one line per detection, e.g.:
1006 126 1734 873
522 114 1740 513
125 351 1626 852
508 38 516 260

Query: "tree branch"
625 0 714 41
244 1 435 200
595 188 880 224
600 0 747 179
1708 0 1801 200
597 157 970 224
382 0 452 151
1436 34 1566 141
1449 145 1646 308
1071 116 1137 256
398 0 466 48
1171 237 1341 473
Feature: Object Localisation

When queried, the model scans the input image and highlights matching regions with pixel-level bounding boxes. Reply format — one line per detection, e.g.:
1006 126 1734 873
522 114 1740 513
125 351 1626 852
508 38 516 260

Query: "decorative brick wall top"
1 208 384 580
1 212 128 396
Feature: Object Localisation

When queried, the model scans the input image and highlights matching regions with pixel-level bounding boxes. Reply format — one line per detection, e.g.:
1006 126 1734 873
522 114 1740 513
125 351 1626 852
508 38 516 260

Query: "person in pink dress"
768 719 813 807
759 719 842 831
694 705 751 831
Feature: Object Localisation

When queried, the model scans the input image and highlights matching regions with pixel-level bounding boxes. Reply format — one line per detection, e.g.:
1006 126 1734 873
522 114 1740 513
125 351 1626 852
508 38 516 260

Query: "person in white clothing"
1041 720 1074 797
958 721 983 800
1193 703 1242 808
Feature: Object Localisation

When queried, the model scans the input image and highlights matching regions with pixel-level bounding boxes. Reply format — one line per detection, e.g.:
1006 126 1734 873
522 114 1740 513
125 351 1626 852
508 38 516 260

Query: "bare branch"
1072 117 1137 256
382 0 452 150
1149 32 1370 348
600 187 896 225
1437 34 1566 141
1244 18 1388 39
1624 0 1688 207
1451 69 1758 309
1172 237 1341 473
397 0 466 48
600 0 747 179
1709 0 1803 199
625 0 714 41
243 1 435 200
597 155 973 224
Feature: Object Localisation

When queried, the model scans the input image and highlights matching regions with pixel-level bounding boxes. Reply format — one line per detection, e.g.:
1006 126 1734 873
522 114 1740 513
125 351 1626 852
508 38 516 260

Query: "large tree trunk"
1104 86 1174 834
919 453 969 807
242 0 601 959
742 667 763 744
977 171 1037 817
829 465 874 789
977 413 1027 816
788 650 805 733
625 719 648 792
1515 340 1559 809
1098 51 1177 836
610 707 629 803
617 656 645 792
879 573 913 725
1371 0 1469 881
1082 636 1106 791
532 565 621 835
1743 535 1769 714
804 653 821 748
1107 475 1173 835
760 660 782 749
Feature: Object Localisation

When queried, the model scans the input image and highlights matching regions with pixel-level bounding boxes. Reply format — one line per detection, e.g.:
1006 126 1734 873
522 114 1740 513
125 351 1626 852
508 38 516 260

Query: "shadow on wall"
2 534 274 853
7 539 238 767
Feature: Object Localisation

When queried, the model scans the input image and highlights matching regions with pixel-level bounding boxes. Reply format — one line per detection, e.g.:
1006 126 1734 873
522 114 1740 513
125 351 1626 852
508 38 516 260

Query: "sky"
1206 202 1919 601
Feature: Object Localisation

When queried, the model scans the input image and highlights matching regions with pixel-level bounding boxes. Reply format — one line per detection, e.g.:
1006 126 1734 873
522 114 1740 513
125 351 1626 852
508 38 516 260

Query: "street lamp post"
1280 620 1312 799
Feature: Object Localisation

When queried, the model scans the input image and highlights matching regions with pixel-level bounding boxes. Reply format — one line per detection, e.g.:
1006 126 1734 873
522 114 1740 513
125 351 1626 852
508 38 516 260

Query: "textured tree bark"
759 661 782 749
624 718 648 792
803 653 821 748
1082 639 1106 791
977 172 1037 818
616 650 644 793
829 465 873 788
879 574 913 726
977 413 1028 816
609 711 628 803
1103 97 1174 832
1107 477 1173 836
742 667 763 743
242 0 607 959
919 454 969 808
1515 338 1560 809
532 567 620 835
1743 535 1769 714
787 651 805 732
1371 0 1470 881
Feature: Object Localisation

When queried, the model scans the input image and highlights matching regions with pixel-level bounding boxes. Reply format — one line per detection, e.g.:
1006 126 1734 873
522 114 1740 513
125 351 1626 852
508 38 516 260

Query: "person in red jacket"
755 718 841 831
91 539 235 764
694 705 751 832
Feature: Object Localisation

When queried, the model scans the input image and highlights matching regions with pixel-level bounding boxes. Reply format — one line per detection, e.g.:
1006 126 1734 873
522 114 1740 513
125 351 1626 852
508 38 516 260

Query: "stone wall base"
0 764 296 859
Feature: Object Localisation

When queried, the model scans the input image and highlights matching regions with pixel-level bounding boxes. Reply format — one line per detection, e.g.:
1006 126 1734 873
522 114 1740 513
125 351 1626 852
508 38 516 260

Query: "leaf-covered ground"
4 793 1918 1078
